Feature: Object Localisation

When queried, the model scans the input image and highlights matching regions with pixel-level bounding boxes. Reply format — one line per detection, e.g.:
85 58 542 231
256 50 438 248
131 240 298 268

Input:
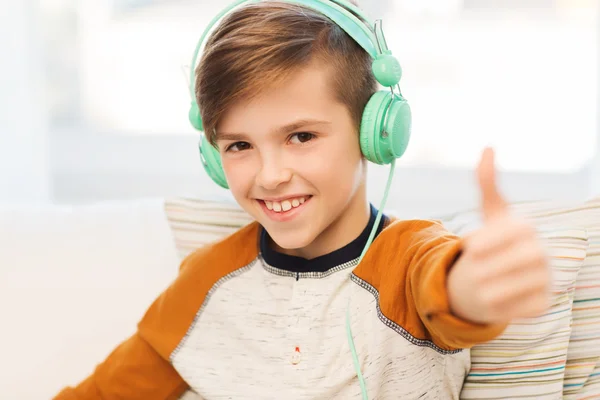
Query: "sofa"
2 195 599 399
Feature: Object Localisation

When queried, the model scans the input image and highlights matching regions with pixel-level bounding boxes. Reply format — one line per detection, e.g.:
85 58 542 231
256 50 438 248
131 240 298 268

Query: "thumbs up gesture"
447 148 552 325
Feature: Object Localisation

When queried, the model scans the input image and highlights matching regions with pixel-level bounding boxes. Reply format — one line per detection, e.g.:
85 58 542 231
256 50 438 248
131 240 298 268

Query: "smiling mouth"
259 195 312 213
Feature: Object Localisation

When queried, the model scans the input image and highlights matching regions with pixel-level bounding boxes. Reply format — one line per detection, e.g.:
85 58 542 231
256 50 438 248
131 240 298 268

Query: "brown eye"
226 142 251 152
290 132 314 144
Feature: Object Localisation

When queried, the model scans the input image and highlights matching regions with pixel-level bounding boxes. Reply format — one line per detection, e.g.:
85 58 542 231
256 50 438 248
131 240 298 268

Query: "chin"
265 224 319 251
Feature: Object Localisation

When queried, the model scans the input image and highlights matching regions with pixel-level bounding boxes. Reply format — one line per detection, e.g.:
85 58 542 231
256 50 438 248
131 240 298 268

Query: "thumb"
477 147 508 220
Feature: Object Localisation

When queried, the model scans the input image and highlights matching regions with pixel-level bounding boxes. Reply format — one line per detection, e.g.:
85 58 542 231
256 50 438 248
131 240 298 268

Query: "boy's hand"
447 148 551 325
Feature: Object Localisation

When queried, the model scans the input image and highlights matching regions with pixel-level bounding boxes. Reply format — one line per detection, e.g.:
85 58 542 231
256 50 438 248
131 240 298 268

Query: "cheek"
333 136 364 189
300 137 364 190
222 157 254 196
325 134 362 169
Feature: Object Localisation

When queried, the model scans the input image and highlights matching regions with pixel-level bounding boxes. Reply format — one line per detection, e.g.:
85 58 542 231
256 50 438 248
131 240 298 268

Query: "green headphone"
187 0 412 190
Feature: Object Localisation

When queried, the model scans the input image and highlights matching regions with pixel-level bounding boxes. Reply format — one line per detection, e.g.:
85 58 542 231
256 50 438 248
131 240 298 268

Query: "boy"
55 0 551 399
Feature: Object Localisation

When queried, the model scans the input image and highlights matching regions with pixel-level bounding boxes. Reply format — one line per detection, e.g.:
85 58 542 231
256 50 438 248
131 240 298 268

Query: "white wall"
43 0 600 213
0 1 50 204
1 0 597 212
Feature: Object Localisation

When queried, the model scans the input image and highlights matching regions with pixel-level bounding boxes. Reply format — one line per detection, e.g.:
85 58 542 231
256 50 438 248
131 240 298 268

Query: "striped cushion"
572 362 600 399
511 199 600 399
439 200 597 399
519 198 600 399
164 197 254 260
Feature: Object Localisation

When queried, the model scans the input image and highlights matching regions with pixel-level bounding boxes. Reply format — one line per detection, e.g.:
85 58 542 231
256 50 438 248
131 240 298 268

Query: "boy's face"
216 60 370 259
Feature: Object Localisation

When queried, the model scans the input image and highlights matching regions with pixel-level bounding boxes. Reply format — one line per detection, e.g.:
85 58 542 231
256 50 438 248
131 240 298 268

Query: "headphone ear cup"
385 96 412 160
360 91 412 165
360 91 393 164
199 135 229 189
190 102 227 188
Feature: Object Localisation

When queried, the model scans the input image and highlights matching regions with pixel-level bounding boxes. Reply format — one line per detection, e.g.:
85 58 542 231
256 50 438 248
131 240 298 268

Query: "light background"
1 0 599 217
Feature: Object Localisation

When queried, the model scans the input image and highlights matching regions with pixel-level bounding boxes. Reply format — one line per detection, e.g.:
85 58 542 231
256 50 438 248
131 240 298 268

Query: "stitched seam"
170 259 258 361
350 273 462 355
259 254 359 279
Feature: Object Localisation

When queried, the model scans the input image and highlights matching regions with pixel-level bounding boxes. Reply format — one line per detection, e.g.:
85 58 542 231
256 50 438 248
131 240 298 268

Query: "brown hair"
195 0 378 145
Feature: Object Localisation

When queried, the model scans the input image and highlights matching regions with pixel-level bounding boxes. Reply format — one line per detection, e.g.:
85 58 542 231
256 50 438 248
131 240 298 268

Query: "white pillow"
0 198 180 399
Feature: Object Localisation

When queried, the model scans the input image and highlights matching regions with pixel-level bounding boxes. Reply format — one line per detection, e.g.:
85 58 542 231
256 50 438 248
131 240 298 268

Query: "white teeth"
265 196 308 213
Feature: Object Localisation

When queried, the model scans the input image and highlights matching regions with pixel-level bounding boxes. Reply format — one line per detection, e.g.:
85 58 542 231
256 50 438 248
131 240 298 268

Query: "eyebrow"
216 119 332 142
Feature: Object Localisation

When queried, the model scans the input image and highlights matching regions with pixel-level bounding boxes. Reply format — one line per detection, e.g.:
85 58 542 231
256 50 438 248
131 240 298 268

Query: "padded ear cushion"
199 135 229 189
360 91 394 164
385 97 412 159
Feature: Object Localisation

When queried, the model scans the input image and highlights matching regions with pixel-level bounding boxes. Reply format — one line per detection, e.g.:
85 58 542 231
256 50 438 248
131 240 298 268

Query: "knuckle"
522 243 547 267
536 277 550 293
531 268 550 288
480 290 502 314
528 248 546 265
464 238 483 257
543 272 553 292
537 253 550 269
472 267 492 287
516 221 536 238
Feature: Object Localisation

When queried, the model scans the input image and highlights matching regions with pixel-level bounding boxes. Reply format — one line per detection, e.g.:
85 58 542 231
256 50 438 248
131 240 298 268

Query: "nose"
255 153 292 191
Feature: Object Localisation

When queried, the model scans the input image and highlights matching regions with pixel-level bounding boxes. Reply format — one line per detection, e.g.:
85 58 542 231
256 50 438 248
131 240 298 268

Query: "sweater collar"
260 204 387 274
